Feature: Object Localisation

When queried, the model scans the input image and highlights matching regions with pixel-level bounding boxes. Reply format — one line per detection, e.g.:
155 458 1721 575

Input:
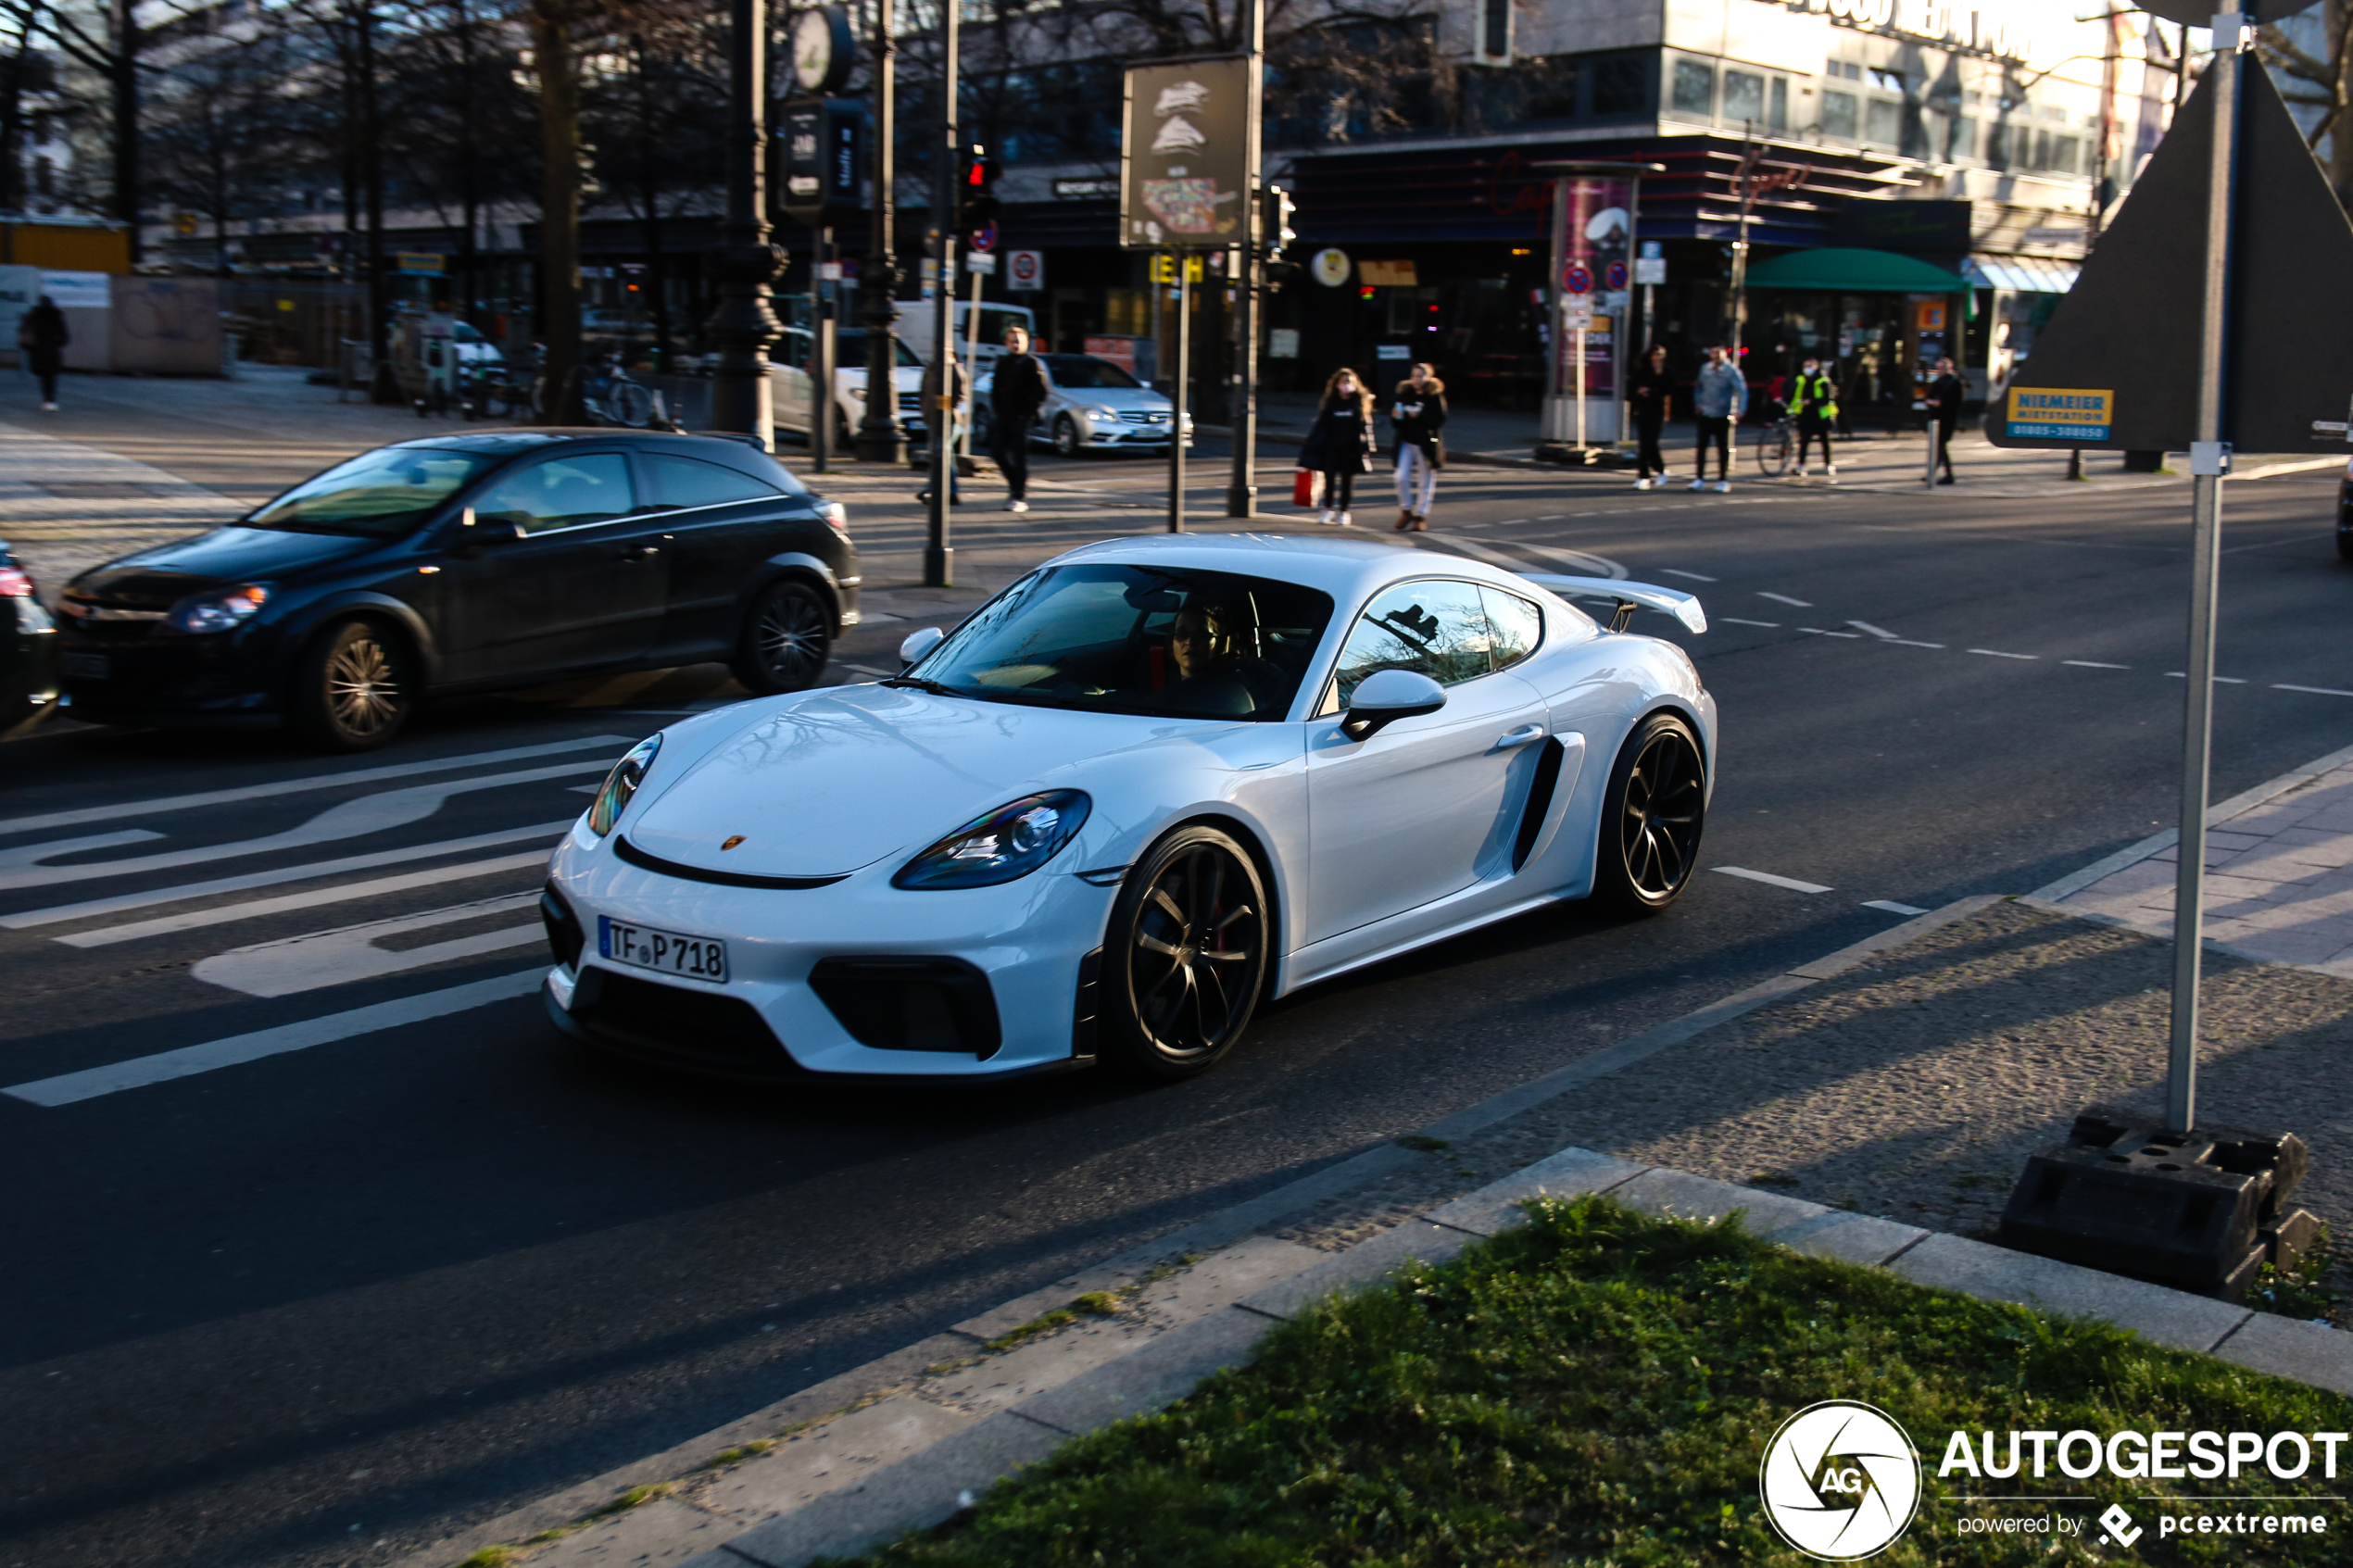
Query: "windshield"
835 331 922 368
1043 355 1140 390
908 564 1334 721
245 447 497 537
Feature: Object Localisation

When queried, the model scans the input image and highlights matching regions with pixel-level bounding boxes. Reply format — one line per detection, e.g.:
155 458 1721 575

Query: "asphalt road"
4 418 2349 1568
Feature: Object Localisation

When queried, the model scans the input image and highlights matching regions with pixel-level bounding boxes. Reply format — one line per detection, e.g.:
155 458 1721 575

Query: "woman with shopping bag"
1295 367 1376 526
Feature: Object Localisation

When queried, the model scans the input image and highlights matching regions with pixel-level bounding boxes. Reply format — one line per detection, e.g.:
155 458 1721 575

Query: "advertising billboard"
1120 56 1252 250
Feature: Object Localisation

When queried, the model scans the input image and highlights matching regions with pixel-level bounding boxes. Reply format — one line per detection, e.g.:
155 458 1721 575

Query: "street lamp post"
1223 0 1265 519
706 0 783 443
855 0 906 464
923 0 958 586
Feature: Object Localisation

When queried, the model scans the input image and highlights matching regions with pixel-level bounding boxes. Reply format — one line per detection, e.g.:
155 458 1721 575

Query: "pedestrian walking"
1297 367 1375 527
19 295 67 411
1929 356 1966 484
1689 345 1745 493
988 323 1047 513
1789 356 1840 480
1627 345 1674 489
913 352 968 507
1388 362 1446 531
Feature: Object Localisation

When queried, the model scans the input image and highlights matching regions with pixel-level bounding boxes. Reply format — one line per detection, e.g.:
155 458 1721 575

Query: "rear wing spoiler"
1519 573 1707 635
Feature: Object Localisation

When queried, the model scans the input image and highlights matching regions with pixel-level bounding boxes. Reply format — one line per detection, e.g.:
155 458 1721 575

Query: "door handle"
1496 724 1547 750
622 544 661 561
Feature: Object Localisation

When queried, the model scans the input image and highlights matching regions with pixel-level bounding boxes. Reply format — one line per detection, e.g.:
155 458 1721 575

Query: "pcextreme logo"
1759 1400 1924 1561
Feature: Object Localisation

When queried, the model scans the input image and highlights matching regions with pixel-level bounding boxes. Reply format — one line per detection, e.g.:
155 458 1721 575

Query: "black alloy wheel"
1052 414 1083 458
1595 711 1706 913
733 578 832 695
1103 826 1269 1081
292 619 415 752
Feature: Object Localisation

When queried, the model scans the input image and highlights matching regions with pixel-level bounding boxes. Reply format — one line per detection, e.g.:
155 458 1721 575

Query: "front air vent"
809 957 1001 1057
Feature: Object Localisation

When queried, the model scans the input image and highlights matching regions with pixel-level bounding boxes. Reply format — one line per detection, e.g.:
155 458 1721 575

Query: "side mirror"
1340 668 1446 740
899 626 946 667
452 507 524 557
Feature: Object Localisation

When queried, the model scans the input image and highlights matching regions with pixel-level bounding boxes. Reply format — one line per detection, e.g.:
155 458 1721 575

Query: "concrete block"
523 1497 730 1566
1423 1148 1651 1236
698 1394 977 1526
1012 1305 1277 1435
716 1409 1066 1568
1611 1168 1831 1236
1763 1209 1930 1268
1238 1220 1476 1322
1888 1234 2250 1353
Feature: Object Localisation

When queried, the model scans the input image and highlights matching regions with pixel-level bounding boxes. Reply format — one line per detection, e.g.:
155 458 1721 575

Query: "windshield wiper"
879 675 952 695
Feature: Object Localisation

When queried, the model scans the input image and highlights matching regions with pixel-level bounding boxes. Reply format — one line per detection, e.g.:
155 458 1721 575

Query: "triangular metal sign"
1985 64 2353 455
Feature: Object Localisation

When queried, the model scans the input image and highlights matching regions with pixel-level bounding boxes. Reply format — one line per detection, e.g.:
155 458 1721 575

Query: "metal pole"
1170 260 1190 531
855 0 906 463
707 0 780 443
924 0 958 587
2168 7 2248 1135
1617 173 1640 453
1226 0 1265 518
1541 177 1567 438
812 224 832 472
962 251 981 461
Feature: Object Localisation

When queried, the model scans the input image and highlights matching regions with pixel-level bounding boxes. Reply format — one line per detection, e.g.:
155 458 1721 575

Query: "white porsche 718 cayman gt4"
541 533 1715 1083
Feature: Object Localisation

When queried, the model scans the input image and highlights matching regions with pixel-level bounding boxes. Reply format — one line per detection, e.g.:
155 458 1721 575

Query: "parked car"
542 534 1713 1085
974 354 1189 458
1 538 58 734
56 431 858 752
2337 455 2352 562
771 328 960 447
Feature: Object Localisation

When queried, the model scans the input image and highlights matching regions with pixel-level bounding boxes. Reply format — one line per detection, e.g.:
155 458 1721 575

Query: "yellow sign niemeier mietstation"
2007 386 2113 442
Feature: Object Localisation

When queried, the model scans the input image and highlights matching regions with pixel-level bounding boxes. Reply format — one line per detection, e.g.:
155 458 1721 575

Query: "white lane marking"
1757 592 1811 607
57 852 554 947
0 736 633 837
1722 617 1781 627
2276 684 2353 697
4 969 547 1107
1888 639 1945 648
1864 899 1931 916
1660 569 1717 582
2064 660 2130 669
0 760 609 893
1846 621 1898 639
0 829 164 871
0 822 573 930
1968 648 2037 659
1798 628 1862 638
192 893 543 997
2163 671 2247 683
1712 866 1834 894
1537 514 1567 521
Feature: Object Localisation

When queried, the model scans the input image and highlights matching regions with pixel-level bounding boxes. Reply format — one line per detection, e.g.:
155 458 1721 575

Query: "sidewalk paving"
398 744 2353 1568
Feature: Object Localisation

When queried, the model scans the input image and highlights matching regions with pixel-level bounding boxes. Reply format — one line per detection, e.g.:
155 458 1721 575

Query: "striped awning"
1964 255 2082 293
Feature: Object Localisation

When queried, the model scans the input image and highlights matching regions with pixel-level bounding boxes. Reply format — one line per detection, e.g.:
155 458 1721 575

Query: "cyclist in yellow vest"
1789 356 1839 482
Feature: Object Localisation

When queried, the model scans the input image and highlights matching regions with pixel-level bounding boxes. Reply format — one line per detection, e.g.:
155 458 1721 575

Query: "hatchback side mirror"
1340 668 1446 740
899 626 946 667
451 507 524 558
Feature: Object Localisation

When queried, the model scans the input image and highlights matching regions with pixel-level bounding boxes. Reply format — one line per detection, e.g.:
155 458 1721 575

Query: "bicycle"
583 357 658 427
1753 399 1793 479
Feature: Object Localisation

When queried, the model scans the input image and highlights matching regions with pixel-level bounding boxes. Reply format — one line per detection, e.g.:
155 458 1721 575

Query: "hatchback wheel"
292 620 414 752
1101 826 1269 1081
733 578 831 695
1052 415 1082 458
1594 712 1706 913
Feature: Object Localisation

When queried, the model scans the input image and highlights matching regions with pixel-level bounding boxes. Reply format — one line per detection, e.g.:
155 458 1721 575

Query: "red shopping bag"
1291 469 1316 508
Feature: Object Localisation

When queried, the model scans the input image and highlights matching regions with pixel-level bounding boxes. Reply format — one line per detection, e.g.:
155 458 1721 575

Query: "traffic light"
1261 185 1297 261
956 144 1001 237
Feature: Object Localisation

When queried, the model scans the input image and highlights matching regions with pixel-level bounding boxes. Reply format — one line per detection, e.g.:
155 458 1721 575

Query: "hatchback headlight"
162 583 268 633
892 790 1090 890
588 734 661 837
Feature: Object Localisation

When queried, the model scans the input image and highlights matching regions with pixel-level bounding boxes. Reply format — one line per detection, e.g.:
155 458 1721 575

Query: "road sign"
1563 296 1594 329
1006 249 1044 291
1563 261 1593 295
1603 259 1628 291
1633 257 1666 284
1311 247 1351 287
967 252 997 275
969 220 999 254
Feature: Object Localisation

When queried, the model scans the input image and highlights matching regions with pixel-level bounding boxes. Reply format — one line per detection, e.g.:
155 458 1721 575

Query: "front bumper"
543 818 1117 1081
56 627 279 724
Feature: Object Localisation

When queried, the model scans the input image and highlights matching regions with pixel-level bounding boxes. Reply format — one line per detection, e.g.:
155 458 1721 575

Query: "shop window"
2045 134 2080 173
1723 70 1766 125
1822 90 1857 140
1671 59 1715 118
1769 77 1789 130
1865 97 1902 145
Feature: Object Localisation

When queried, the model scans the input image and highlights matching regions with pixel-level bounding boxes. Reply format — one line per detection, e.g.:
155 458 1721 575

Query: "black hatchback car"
56 430 860 750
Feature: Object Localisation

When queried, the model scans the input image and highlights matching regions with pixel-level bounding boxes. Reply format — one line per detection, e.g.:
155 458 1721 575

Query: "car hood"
627 684 1219 878
1057 385 1169 412
69 526 388 604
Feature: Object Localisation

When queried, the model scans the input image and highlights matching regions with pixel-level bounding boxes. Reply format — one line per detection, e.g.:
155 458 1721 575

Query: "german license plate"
60 652 108 681
598 915 728 982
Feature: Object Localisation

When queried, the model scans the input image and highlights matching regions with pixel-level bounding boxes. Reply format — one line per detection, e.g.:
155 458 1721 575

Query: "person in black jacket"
1626 345 1674 489
19 295 68 411
1928 357 1966 484
1297 367 1375 526
1387 363 1447 531
988 323 1049 512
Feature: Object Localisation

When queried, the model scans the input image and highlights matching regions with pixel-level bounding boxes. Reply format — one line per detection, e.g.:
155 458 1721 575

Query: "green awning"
1741 247 1969 294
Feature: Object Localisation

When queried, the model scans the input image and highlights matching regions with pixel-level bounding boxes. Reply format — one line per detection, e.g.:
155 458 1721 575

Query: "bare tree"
2262 0 2352 207
145 12 296 271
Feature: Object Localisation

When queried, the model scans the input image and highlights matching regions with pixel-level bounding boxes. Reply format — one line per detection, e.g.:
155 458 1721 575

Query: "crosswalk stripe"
56 850 555 947
192 893 544 997
4 968 547 1107
0 734 635 836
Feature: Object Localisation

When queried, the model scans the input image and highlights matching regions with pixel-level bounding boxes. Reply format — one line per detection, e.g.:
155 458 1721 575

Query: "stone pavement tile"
2263 826 2353 864
1889 1235 2249 1354
2218 930 2353 966
1238 1220 1476 1321
2213 1314 2353 1398
706 1410 1065 1568
2078 860 2177 898
523 1497 731 1566
1012 1305 1277 1436
694 1395 977 1527
1763 1210 1929 1267
1422 1147 1651 1237
1611 1167 1831 1236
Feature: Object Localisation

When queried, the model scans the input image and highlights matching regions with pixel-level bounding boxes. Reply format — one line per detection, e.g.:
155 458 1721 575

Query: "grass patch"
820 1195 2353 1566
459 1550 521 1568
983 1293 1123 1354
702 1438 777 1469
2250 1226 2345 1323
583 1483 669 1520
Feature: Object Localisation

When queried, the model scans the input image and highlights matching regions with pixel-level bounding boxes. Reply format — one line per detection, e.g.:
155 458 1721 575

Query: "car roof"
383 430 772 458
1045 532 1541 602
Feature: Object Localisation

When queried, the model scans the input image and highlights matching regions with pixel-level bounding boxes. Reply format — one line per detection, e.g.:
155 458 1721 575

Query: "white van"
894 299 1038 372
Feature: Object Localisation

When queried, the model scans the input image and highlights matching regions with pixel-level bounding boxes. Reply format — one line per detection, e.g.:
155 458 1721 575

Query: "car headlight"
161 583 268 633
1088 405 1120 423
588 734 661 837
892 789 1091 890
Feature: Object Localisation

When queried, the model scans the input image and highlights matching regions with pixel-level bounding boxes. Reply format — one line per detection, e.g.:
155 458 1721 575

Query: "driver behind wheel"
1164 603 1282 716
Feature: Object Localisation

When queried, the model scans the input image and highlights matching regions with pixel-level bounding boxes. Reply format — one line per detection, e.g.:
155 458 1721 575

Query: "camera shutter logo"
1758 1400 1921 1561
